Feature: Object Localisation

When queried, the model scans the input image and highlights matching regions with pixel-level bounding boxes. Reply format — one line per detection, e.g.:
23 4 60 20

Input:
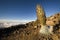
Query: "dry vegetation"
0 4 60 40
0 13 60 40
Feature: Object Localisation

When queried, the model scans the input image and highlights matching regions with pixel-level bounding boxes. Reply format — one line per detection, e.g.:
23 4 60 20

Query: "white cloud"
0 19 34 23
0 19 35 28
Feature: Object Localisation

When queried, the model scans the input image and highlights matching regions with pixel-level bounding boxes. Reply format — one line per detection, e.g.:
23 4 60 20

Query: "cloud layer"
0 19 34 28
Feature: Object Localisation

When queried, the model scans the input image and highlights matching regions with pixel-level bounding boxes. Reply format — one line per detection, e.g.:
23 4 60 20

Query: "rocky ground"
0 13 60 40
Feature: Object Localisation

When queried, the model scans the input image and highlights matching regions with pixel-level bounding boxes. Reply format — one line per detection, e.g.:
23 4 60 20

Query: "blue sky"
0 0 60 21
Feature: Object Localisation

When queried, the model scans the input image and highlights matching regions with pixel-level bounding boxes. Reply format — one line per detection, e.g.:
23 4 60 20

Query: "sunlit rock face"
46 13 60 34
46 13 60 26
